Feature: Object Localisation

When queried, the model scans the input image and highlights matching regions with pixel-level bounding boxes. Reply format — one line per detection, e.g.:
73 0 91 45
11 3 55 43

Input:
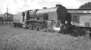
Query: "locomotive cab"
13 10 32 28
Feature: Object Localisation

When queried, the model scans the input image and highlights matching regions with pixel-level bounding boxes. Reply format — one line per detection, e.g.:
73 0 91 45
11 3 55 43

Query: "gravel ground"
0 24 91 50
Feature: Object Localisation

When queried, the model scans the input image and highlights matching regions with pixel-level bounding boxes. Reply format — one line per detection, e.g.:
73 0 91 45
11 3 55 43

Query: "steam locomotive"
13 5 91 37
13 5 65 31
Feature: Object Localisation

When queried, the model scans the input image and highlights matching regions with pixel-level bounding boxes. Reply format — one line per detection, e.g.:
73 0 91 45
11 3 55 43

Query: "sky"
0 0 91 14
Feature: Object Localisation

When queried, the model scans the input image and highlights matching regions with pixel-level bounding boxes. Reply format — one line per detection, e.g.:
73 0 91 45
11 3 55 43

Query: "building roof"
68 9 91 13
0 14 4 17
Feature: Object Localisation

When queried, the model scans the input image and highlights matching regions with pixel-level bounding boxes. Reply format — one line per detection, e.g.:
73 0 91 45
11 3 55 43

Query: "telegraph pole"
5 6 9 24
6 7 8 17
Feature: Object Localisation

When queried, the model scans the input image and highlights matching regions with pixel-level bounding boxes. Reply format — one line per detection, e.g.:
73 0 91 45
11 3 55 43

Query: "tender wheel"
14 24 16 27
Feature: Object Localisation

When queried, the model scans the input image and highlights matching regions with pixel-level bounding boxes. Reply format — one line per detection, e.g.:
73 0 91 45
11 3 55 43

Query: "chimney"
56 4 62 7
